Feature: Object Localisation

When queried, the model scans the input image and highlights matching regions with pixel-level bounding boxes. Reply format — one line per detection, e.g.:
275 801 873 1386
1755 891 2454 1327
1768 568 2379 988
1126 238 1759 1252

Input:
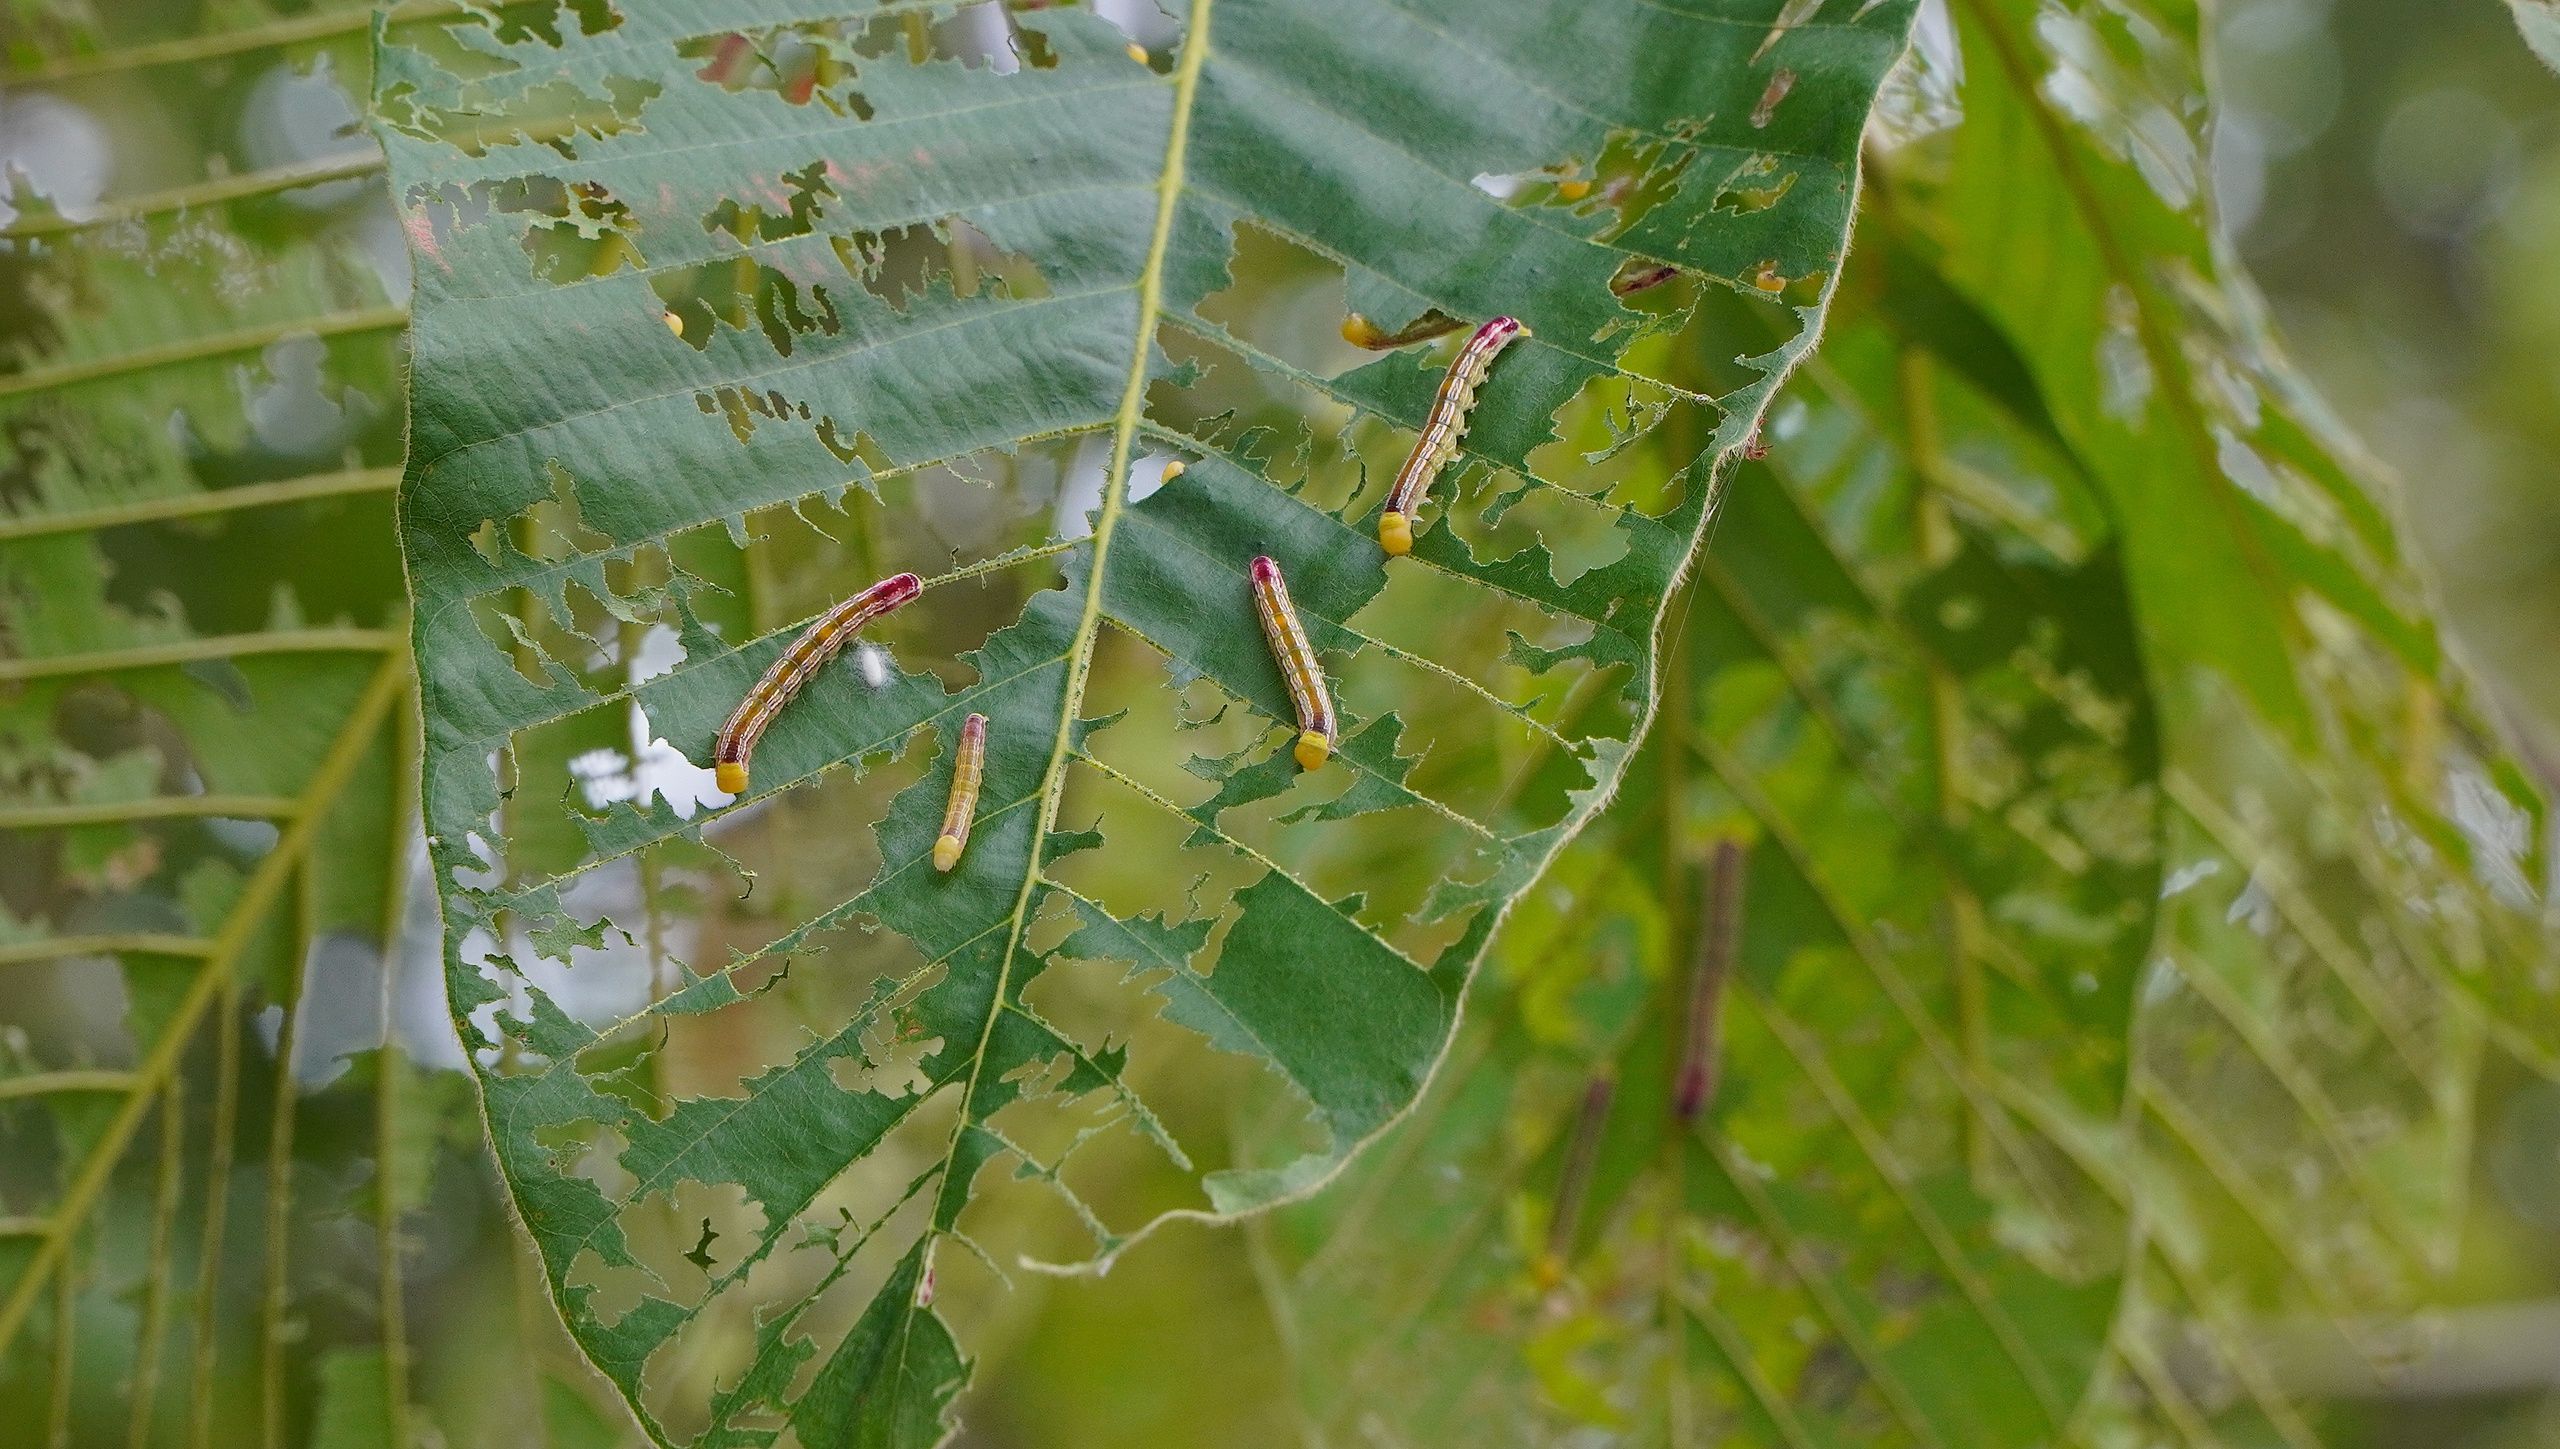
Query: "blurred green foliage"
0 1 2554 1447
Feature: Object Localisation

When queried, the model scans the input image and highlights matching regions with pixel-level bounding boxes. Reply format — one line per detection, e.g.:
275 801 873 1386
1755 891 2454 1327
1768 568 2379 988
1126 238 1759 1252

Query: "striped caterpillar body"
1248 555 1336 771
934 712 988 872
1380 315 1529 557
713 572 922 794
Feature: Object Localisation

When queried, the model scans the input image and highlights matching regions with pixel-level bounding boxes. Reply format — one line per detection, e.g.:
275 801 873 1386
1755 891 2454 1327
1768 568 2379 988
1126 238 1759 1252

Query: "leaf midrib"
903 0 1216 1319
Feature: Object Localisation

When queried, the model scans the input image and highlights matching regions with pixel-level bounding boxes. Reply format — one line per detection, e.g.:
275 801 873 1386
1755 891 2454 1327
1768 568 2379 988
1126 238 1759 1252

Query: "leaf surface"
376 0 1920 1439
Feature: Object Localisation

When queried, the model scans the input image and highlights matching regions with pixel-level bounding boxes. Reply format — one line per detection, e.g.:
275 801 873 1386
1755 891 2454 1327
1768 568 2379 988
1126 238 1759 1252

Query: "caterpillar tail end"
715 762 748 794
1378 511 1412 556
1293 730 1333 771
933 834 964 873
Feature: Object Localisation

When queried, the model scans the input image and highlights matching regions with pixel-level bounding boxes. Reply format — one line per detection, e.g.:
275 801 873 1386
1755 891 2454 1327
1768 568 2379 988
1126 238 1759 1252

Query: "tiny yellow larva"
934 712 987 873
713 572 922 795
1248 555 1335 770
1379 315 1528 557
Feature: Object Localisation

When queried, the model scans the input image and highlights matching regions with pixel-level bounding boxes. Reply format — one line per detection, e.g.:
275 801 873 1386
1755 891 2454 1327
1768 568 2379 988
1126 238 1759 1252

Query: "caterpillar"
1248 555 1335 770
1378 315 1529 557
1674 839 1745 1123
933 712 987 872
713 571 922 794
1534 1072 1616 1292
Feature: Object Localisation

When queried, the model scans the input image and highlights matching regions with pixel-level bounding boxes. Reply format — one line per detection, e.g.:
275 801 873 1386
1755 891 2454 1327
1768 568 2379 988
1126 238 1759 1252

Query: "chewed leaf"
1258 285 2154 1449
1262 1 2560 1443
1931 0 2553 1434
378 0 1919 1440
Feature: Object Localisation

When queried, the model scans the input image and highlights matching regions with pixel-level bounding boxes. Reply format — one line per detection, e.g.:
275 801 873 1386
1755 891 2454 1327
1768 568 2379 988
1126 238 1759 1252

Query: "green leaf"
0 9 423 1440
377 0 1919 1439
1258 1 2560 1442
1926 0 2551 1433
1258 239 2151 1449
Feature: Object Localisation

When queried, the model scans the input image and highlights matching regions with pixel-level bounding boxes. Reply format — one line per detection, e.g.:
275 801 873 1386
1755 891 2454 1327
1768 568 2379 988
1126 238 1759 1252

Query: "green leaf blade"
382 0 1917 1440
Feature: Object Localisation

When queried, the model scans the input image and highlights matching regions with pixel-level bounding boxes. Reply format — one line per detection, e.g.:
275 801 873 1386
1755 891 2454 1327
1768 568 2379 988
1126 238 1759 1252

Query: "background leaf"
377 0 1919 1440
1255 0 2560 1442
0 5 640 1443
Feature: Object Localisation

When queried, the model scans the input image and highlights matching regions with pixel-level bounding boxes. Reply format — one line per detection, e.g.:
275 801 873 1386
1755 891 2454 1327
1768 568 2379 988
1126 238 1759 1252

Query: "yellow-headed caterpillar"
933 712 988 873
712 571 922 794
1248 555 1335 771
1378 315 1529 556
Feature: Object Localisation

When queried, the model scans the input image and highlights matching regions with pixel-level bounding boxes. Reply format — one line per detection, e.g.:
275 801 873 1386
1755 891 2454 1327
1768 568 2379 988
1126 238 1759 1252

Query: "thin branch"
0 467 400 545
374 680 420 1448
8 8 403 84
260 862 320 1449
0 152 384 240
0 935 212 967
185 970 243 1449
0 628 400 683
0 1070 138 1100
0 797 297 830
47 1237 76 1449
127 1085 187 1449
0 305 406 401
